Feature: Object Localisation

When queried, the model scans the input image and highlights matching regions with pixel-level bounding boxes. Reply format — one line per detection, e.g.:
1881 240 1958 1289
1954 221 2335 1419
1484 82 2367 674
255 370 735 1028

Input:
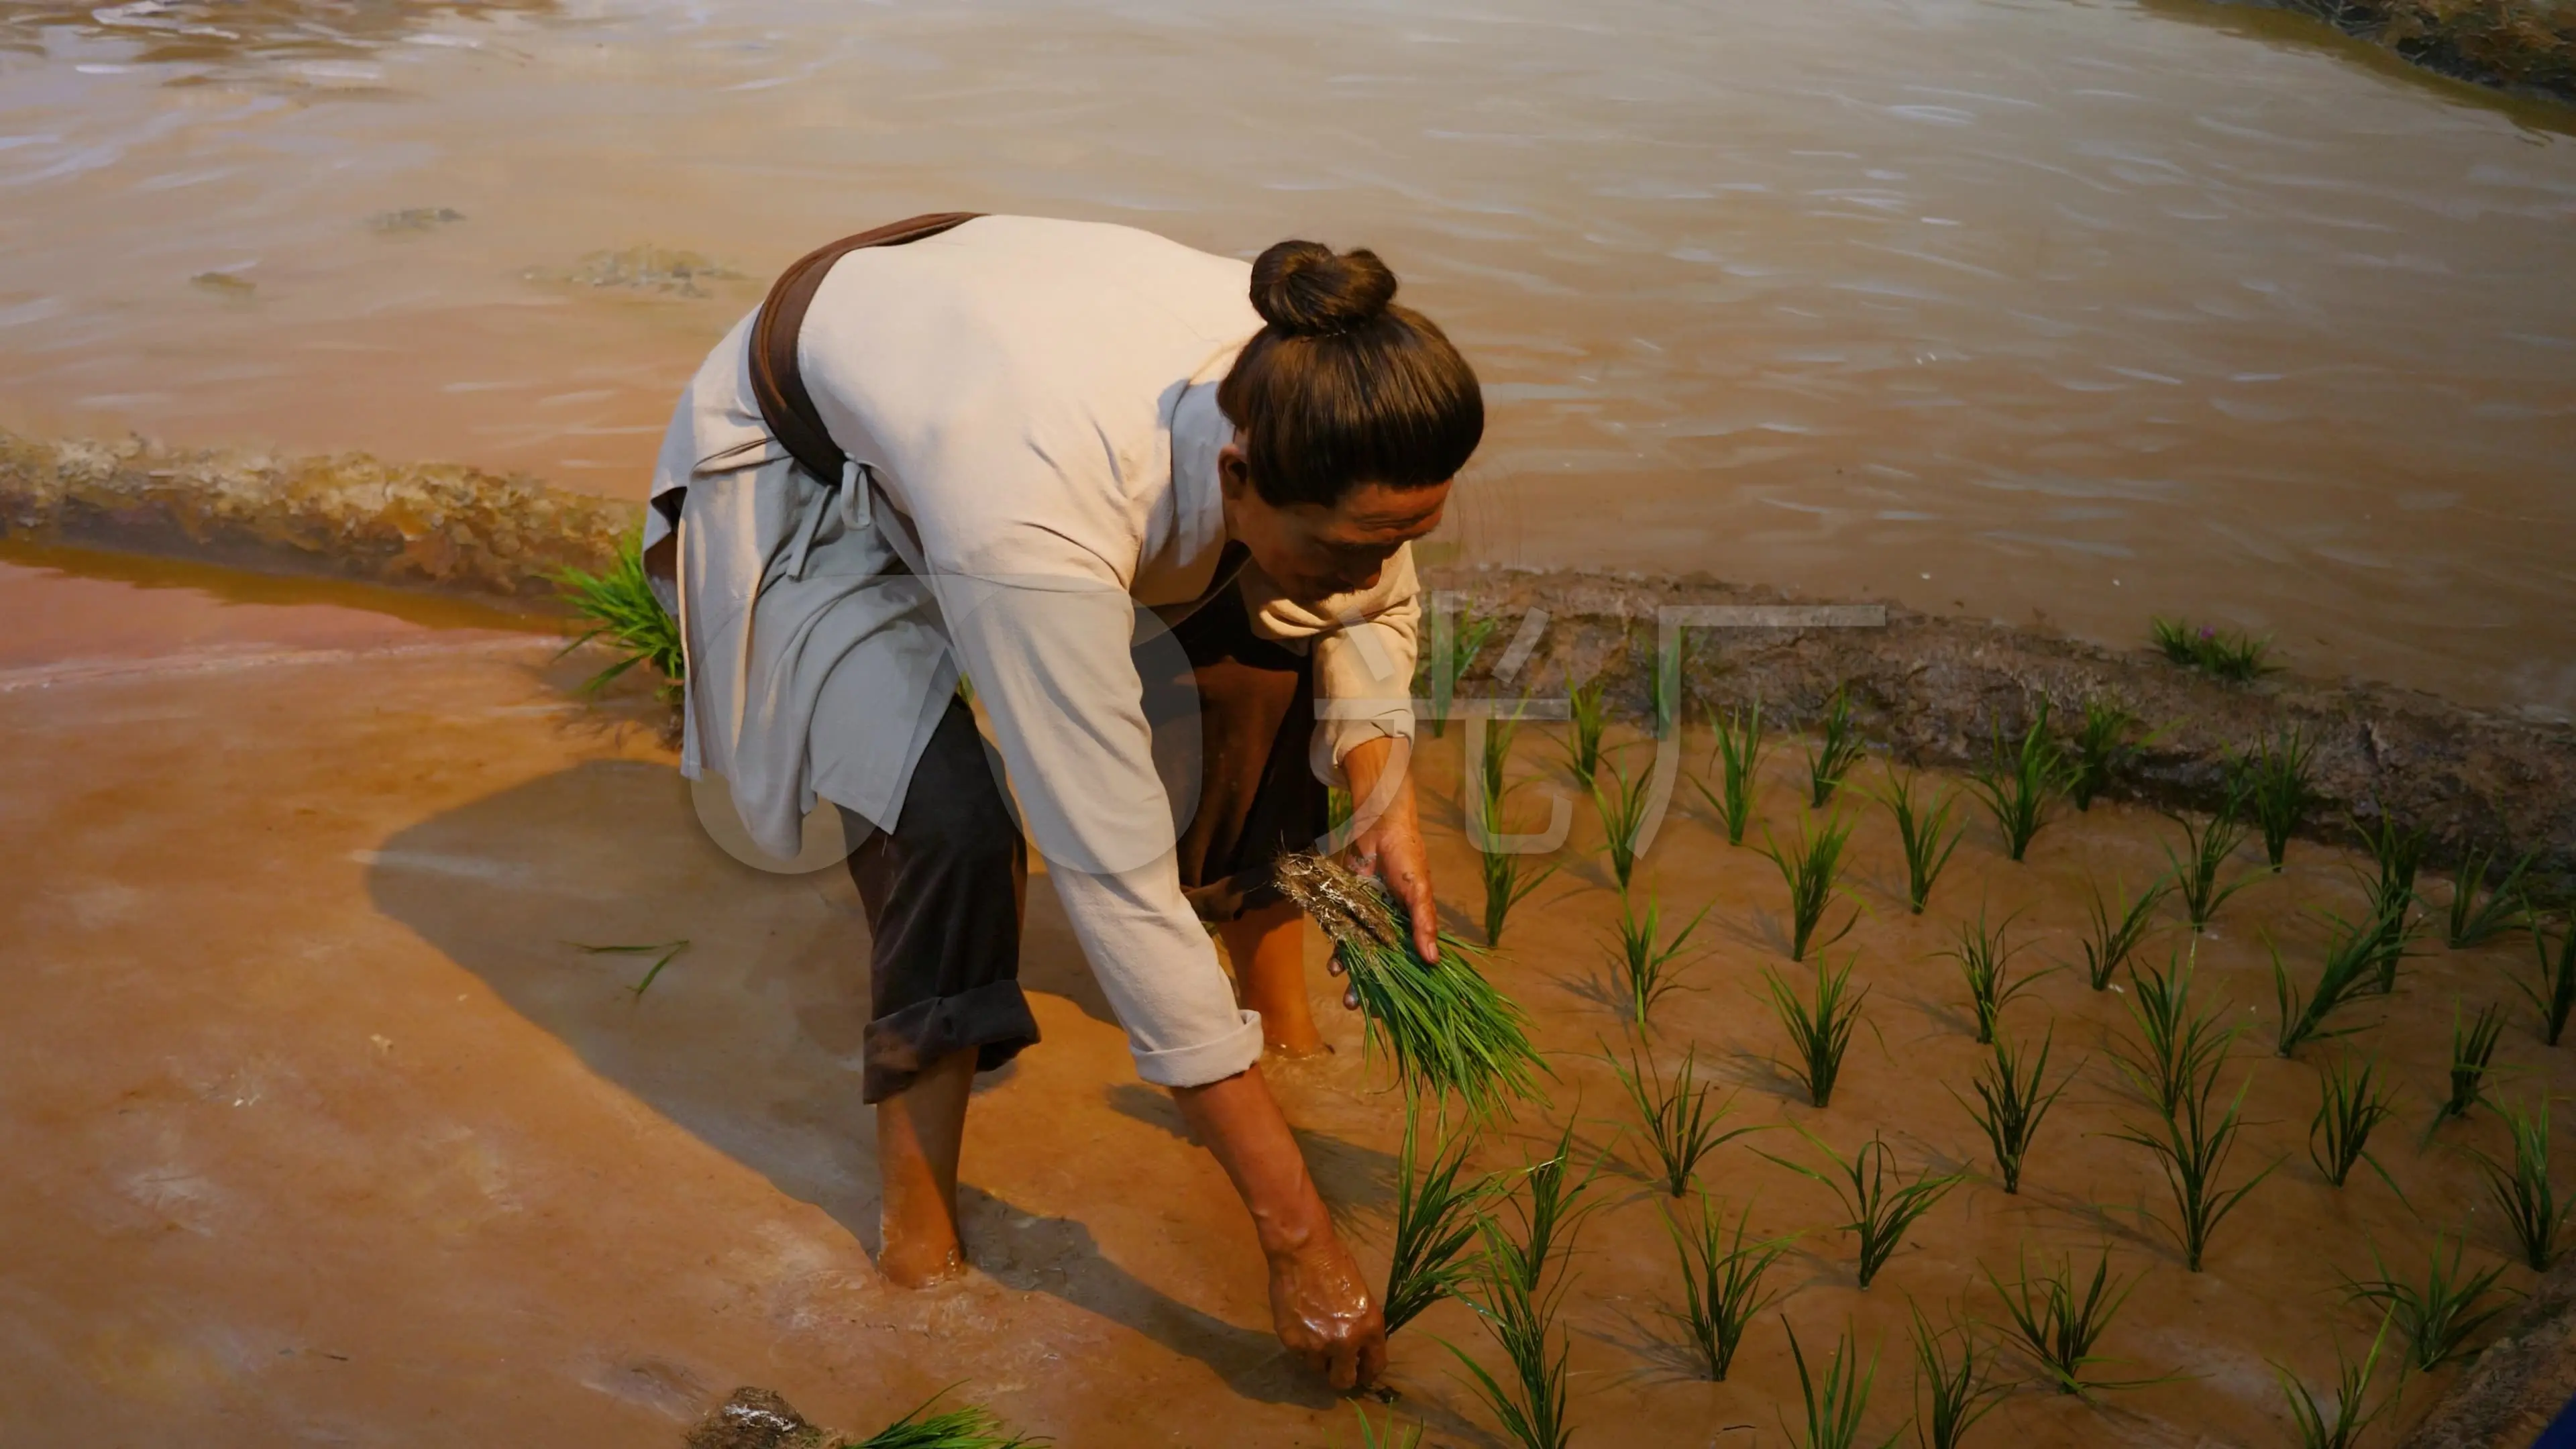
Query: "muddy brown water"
2 0 2574 716
6 551 2575 1446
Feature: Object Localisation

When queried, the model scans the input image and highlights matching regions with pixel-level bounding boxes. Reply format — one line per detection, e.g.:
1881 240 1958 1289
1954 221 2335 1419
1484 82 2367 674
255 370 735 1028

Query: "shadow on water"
361 756 1334 1407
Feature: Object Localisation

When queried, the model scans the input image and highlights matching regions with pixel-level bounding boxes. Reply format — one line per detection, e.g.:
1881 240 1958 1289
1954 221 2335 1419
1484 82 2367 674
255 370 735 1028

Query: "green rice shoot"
2150 616 2275 682
1806 686 1866 808
2111 949 2235 1118
1609 1040 1757 1197
2076 874 2169 990
1417 600 1498 740
845 1390 1046 1448
2271 1308 2398 1449
1953 1026 2076 1195
2233 726 2318 870
1875 767 1964 916
2516 912 2576 1046
1984 1245 2169 1397
1273 854 1544 1119
2477 1097 2573 1271
1694 696 1768 847
1662 1195 1792 1381
549 532 684 697
2341 1230 2517 1372
1592 751 1654 893
1968 700 2071 863
1943 904 2057 1046
1759 1126 1966 1289
2440 1000 2507 1122
2446 843 2536 949
1763 810 1862 961
2163 796 2256 933
1560 670 1610 792
1383 1102 1499 1335
2069 696 2147 811
1762 953 1868 1109
1609 892 1707 1028
1907 1299 2005 1449
2307 1053 2402 1195
2270 908 2394 1058
1472 745 1557 948
1780 1319 1898 1449
2108 1054 2277 1273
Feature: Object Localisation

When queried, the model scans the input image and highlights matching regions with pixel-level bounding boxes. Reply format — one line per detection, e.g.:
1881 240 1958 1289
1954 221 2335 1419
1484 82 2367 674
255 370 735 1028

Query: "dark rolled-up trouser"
839 580 1326 1103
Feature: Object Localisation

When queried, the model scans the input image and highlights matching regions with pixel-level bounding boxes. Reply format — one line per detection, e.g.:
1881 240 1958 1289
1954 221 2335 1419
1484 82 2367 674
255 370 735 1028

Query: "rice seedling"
1479 697 1525 807
1807 686 1868 808
1487 1118 1601 1294
2446 844 2536 949
2150 616 2275 682
1985 1246 2168 1397
1662 1195 1792 1380
2516 913 2576 1046
2439 1001 2506 1122
1907 1301 2005 1449
574 938 692 999
2307 1053 2402 1193
549 533 684 697
2271 909 2395 1058
2343 1232 2518 1372
2352 813 2427 993
2068 696 2146 811
2076 875 2169 990
851 1391 1045 1448
1875 768 1964 915
1274 853 1546 1118
1968 700 2072 863
1943 906 2059 1046
1610 1042 1758 1197
1763 953 1868 1109
2110 949 2235 1118
2271 1309 2398 1449
1953 1027 2077 1194
1593 753 1654 893
1446 1236 1572 1449
1383 1104 1499 1335
2233 726 2318 870
1342 1406 1424 1449
1417 600 1499 739
1763 812 1862 961
1472 761 1557 949
1560 671 1610 792
1761 1127 1967 1289
1694 696 1768 847
2163 796 2257 933
1780 1320 1901 1449
2478 1097 2573 1271
1608 894 1709 1029
2109 1057 2277 1272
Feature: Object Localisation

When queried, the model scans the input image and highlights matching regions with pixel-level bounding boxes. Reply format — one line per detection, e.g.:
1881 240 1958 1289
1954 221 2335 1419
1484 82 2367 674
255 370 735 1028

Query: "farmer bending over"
643 215 1479 1390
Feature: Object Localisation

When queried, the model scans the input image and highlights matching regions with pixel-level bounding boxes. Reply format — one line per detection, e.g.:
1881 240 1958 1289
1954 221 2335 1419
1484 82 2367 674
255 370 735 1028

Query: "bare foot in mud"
875 1219 967 1289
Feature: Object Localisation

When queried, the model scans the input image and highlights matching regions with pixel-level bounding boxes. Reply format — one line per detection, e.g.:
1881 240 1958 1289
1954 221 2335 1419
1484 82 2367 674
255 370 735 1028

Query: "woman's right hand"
1265 1232 1389 1391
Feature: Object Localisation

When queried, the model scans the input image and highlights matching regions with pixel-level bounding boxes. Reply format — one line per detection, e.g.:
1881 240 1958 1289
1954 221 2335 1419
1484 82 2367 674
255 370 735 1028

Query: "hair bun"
1249 239 1397 337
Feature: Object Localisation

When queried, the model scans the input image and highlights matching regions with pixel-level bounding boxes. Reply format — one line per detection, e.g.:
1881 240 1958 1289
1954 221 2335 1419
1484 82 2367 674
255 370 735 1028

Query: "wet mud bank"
7 425 2572 895
2206 0 2576 102
1435 566 2576 898
2401 1253 2576 1448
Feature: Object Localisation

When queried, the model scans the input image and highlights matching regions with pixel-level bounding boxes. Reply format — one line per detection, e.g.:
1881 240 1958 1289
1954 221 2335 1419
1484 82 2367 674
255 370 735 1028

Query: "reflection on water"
0 0 2570 716
0 0 557 71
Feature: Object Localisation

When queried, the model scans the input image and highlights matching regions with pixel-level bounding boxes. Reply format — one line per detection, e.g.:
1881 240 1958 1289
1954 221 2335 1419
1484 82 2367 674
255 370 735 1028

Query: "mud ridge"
5 427 2571 894
2208 0 2576 103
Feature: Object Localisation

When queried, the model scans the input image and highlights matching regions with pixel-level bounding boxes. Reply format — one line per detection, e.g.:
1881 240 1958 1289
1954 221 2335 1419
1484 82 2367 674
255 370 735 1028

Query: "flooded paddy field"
0 0 2573 714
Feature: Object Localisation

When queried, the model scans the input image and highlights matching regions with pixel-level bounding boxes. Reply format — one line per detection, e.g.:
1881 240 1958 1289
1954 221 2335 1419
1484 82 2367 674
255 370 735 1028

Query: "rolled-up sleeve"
927 558 1263 1088
1255 544 1421 780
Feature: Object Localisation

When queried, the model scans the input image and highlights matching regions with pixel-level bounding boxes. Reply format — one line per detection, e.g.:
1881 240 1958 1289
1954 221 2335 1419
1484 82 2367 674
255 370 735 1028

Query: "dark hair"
1216 239 1483 508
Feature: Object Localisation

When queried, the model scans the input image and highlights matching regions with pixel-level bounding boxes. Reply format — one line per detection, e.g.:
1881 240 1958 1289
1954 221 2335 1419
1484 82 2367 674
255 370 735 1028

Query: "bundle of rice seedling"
551 532 684 697
1275 853 1546 1118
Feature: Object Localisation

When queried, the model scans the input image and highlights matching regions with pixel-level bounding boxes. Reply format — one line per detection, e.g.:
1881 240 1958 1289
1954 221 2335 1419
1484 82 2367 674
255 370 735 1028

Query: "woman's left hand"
1339 735 1438 967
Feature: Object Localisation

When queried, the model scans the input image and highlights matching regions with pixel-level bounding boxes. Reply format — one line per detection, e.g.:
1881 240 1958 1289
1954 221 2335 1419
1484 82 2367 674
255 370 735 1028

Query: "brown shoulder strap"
747 212 983 482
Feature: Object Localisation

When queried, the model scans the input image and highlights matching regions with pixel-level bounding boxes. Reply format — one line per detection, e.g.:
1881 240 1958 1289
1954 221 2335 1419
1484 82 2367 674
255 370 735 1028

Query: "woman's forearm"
1171 1063 1331 1254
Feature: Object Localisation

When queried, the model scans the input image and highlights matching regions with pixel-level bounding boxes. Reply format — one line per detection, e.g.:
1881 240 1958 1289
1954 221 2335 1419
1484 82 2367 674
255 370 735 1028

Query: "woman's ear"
1217 442 1254 504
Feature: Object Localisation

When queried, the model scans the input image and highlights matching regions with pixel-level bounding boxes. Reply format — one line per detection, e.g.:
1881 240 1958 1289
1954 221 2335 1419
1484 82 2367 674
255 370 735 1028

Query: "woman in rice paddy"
644 214 1481 1391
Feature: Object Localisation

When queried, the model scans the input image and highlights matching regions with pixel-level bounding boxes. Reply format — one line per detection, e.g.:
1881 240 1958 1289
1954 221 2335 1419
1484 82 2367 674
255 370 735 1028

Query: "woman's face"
1219 443 1451 603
